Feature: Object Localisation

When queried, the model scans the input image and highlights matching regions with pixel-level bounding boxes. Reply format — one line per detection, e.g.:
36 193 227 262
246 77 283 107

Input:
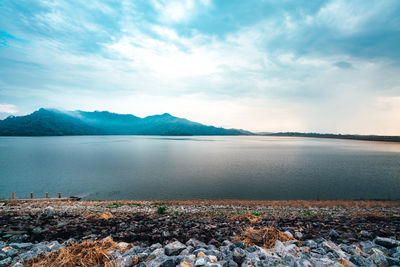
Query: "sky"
0 0 400 134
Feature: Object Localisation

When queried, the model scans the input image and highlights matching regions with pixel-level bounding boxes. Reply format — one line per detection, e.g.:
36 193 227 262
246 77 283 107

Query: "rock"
329 230 340 239
370 248 388 266
10 242 33 250
349 255 371 267
374 237 400 249
302 240 318 249
360 230 371 238
284 231 293 238
160 258 176 267
2 246 18 257
386 256 400 266
295 231 304 240
47 240 61 252
195 256 209 266
359 241 374 253
0 252 6 261
233 242 246 249
226 260 238 267
165 241 186 256
150 243 163 251
62 238 76 247
232 247 246 265
186 239 206 248
0 257 11 267
17 251 36 262
118 242 129 248
32 227 45 234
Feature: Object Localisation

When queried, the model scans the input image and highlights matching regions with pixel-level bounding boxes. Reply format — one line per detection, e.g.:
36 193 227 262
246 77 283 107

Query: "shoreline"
1 200 400 266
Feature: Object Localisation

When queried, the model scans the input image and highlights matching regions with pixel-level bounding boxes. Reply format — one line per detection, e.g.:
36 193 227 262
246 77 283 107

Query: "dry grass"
25 237 131 267
231 214 261 224
82 211 114 220
234 227 295 249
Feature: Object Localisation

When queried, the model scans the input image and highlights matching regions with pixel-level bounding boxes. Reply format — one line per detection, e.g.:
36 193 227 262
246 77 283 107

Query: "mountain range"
0 108 252 136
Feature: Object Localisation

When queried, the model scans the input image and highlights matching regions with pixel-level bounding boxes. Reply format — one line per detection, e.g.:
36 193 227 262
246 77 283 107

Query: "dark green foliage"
252 211 260 216
105 202 124 209
157 206 166 214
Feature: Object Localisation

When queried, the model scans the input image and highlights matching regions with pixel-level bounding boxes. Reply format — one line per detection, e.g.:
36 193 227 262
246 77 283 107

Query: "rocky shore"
0 200 399 266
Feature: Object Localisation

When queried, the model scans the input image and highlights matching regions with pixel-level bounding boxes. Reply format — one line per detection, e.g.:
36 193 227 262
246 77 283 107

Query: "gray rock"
138 252 148 261
233 242 245 249
386 256 400 266
187 238 207 248
294 231 304 240
164 241 186 256
10 242 33 250
4 247 18 257
32 227 44 234
160 258 175 267
17 251 36 262
0 257 11 267
360 230 372 238
374 237 400 249
12 263 24 267
0 252 6 261
195 256 209 266
329 230 340 239
349 255 372 267
232 247 246 265
302 240 318 249
150 243 163 251
370 248 388 266
47 240 61 252
117 255 139 267
62 238 76 247
226 260 238 267
360 240 374 253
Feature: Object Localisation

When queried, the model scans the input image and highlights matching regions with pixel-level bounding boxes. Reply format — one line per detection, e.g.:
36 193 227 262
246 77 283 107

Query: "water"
0 136 399 200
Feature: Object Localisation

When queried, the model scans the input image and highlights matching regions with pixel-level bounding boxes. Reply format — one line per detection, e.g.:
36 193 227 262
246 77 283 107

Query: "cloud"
0 0 400 134
0 103 18 114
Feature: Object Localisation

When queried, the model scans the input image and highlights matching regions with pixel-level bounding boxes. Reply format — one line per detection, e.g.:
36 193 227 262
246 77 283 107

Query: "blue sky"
1 0 400 134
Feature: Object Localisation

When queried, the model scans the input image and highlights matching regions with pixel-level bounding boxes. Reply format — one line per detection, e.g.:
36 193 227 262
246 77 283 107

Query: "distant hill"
0 108 252 136
261 132 400 142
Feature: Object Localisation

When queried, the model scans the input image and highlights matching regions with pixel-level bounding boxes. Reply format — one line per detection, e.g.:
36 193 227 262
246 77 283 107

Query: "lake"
0 136 399 200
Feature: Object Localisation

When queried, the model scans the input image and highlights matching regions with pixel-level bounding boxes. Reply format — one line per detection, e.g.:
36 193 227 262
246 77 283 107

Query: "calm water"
0 136 400 200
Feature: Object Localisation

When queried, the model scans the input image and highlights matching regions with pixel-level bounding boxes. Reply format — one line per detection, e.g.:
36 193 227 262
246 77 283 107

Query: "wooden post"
46 192 49 199
58 192 61 199
30 192 33 199
12 192 15 200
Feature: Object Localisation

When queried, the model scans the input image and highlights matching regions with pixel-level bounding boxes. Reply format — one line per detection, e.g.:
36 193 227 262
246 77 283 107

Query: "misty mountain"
0 108 252 136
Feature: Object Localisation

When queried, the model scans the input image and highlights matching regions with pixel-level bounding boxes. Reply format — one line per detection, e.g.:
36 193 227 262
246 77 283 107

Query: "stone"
195 256 209 266
47 241 61 252
302 240 318 249
370 248 388 266
32 227 45 234
374 237 400 249
295 231 304 240
186 239 206 248
0 252 6 261
10 242 33 250
118 242 129 248
349 255 371 267
232 247 246 265
0 257 11 267
2 246 18 257
359 241 374 253
360 230 371 238
329 230 340 239
233 242 246 249
150 243 163 251
165 241 186 256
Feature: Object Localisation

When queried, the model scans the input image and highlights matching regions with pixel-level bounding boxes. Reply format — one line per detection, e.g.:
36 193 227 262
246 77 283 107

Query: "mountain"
0 108 252 136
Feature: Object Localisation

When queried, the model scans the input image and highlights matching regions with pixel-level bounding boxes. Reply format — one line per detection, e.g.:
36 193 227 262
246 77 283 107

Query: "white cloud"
0 103 18 114
151 0 210 23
